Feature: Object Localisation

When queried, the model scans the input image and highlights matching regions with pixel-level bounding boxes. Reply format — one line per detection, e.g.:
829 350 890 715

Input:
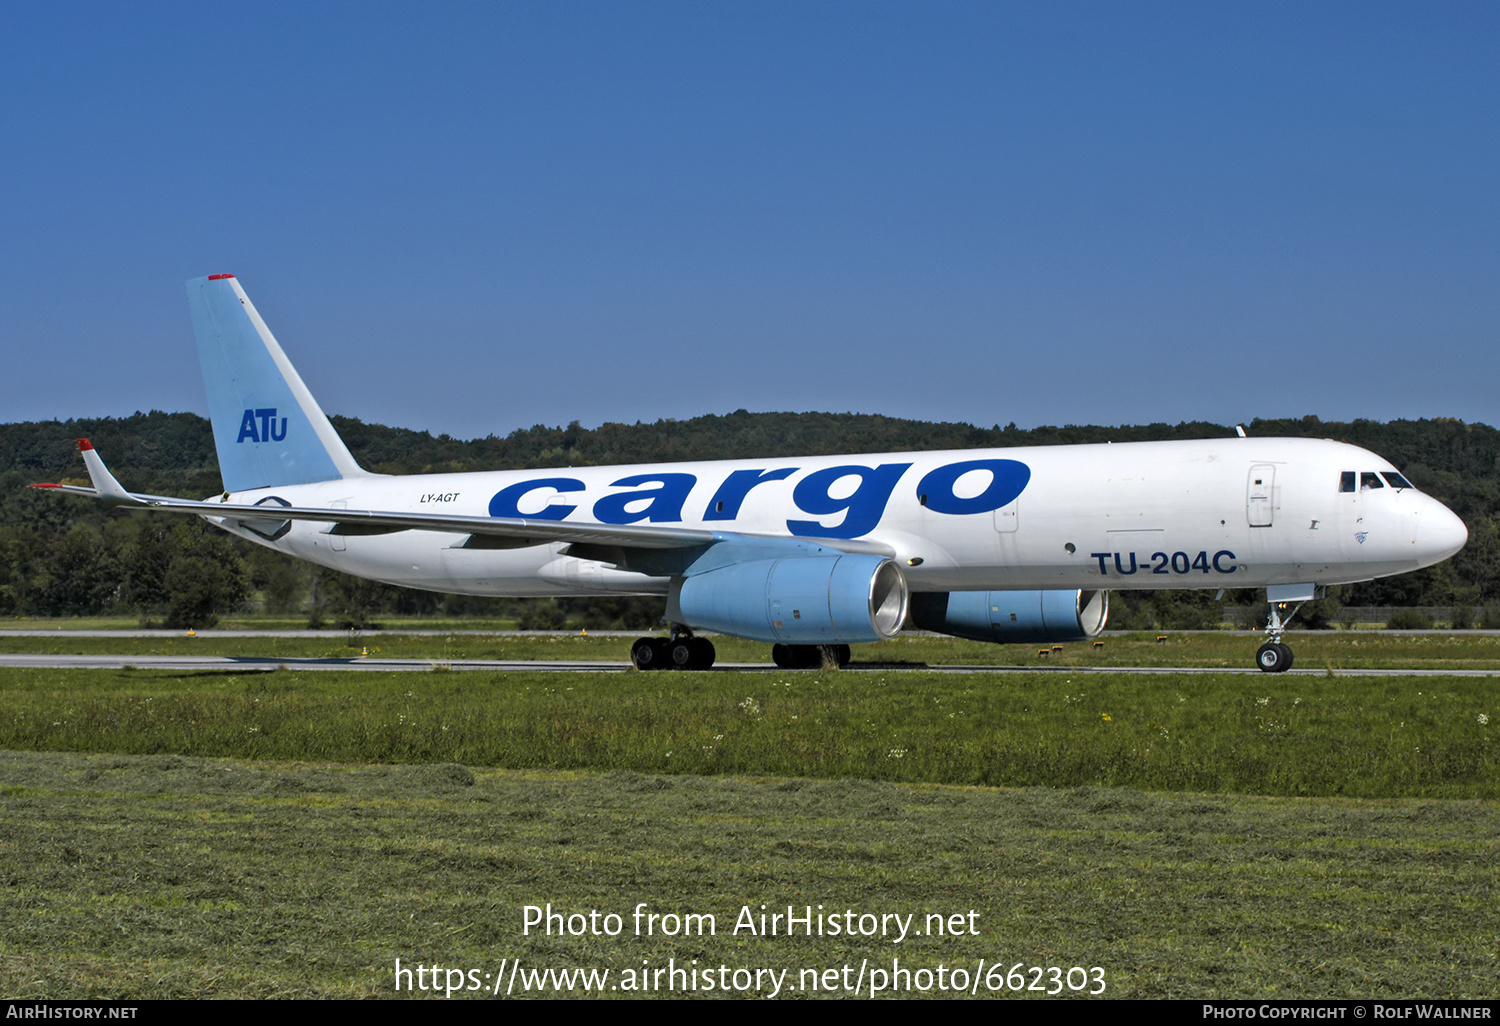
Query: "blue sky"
3 2 1496 440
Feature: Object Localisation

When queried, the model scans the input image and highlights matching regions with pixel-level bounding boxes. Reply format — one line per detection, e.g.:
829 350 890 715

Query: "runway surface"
2 653 1495 676
4 629 1497 675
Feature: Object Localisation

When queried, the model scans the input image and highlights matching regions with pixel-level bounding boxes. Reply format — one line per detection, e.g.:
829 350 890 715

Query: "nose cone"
1418 499 1468 567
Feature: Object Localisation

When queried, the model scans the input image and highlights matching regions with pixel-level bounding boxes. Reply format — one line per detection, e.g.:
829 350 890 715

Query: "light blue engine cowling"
909 589 1109 644
676 554 909 644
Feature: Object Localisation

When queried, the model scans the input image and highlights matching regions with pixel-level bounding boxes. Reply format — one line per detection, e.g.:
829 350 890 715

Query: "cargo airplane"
35 275 1469 672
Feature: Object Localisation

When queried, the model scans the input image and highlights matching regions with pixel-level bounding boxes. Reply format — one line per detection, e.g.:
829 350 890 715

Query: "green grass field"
3 749 1495 1000
1 666 1495 797
1 634 1496 999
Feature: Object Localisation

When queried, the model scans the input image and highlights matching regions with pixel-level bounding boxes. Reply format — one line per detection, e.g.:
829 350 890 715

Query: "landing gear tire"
632 637 667 671
669 638 717 670
690 637 716 670
1256 642 1293 673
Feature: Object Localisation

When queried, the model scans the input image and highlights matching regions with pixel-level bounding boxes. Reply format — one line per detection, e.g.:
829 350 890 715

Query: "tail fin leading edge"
187 274 366 493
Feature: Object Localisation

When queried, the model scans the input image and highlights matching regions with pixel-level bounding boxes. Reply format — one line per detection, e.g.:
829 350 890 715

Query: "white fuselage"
207 436 1468 599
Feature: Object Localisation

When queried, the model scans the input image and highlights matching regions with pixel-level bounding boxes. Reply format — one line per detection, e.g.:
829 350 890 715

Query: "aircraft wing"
32 440 895 557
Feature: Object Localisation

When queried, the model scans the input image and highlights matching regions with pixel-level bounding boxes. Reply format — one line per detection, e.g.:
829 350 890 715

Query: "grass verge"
1 750 1494 999
2 664 1495 1000
1 666 1495 798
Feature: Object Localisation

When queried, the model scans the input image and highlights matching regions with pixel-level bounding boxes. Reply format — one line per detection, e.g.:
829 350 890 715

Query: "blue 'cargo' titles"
485 458 1032 539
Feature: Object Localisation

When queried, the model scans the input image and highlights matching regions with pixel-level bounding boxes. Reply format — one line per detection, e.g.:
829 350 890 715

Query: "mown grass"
1 750 1495 999
7 627 1500 670
1 667 1494 798
2 656 1496 1000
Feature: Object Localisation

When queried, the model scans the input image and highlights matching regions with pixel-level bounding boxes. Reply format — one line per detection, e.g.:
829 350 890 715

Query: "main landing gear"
771 644 851 670
1255 600 1304 673
630 627 716 671
627 632 853 671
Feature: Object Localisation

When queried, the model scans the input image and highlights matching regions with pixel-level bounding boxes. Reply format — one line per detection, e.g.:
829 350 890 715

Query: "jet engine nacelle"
676 554 909 644
909 589 1109 644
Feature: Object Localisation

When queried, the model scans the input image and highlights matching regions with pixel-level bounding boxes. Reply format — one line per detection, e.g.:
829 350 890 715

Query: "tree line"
2 410 1496 628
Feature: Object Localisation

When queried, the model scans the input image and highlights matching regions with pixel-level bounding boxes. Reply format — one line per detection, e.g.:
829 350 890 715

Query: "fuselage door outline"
1247 465 1275 528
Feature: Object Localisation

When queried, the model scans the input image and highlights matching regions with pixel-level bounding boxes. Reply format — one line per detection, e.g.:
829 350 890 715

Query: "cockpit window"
1340 471 1356 493
1360 472 1384 490
1381 472 1413 490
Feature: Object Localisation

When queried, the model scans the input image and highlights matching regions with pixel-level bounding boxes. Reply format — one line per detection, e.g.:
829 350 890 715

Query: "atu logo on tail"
237 408 288 444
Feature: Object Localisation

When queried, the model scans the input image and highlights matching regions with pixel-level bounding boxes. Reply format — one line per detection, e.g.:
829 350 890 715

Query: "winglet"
75 439 139 506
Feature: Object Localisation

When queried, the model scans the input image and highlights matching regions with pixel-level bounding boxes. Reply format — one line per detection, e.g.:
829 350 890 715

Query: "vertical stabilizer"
187 275 367 492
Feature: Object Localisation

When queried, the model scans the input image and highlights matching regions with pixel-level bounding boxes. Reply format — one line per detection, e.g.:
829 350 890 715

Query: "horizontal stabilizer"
76 438 137 505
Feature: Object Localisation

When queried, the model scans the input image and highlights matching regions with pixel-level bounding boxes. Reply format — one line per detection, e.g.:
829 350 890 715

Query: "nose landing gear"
1254 585 1323 672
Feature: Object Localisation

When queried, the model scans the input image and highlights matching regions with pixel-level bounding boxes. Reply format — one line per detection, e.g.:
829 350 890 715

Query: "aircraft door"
1247 466 1275 528
993 498 1018 533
